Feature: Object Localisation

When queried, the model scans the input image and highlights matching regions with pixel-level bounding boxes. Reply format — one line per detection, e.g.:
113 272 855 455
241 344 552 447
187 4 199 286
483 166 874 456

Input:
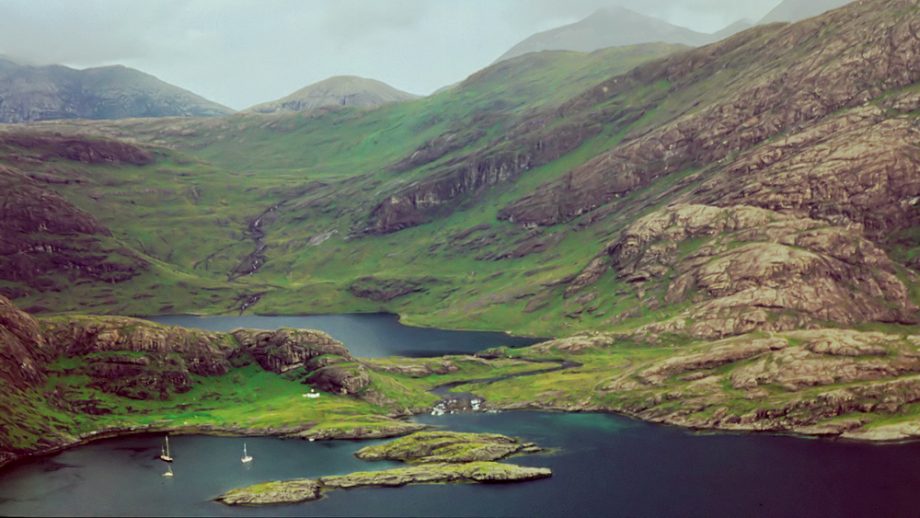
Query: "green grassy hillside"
3 1 920 340
2 44 685 335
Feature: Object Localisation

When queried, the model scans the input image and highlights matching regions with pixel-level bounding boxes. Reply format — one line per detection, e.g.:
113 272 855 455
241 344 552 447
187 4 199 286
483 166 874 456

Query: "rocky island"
218 431 551 506
1 1 920 513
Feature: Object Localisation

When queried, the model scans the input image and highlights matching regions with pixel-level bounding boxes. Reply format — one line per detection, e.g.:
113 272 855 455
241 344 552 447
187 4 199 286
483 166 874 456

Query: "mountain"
710 19 754 40
0 60 233 123
495 7 714 63
759 0 853 24
2 0 920 452
8 0 918 339
246 75 419 114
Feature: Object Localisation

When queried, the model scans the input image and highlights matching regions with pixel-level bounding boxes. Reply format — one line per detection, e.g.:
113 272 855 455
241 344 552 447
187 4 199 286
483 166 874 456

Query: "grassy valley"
1 0 920 470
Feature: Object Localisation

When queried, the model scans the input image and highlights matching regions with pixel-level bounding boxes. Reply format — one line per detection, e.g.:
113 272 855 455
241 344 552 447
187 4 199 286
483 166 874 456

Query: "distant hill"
495 7 716 63
759 0 853 24
710 19 754 40
0 58 233 123
247 76 419 114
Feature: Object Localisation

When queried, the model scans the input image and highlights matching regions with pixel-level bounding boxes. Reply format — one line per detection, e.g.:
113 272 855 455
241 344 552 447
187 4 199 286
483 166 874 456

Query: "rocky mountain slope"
0 58 233 123
759 0 853 24
467 326 920 441
0 135 153 300
710 19 754 40
495 7 738 63
246 76 419 114
0 293 419 465
1 0 920 470
596 204 916 338
0 0 917 343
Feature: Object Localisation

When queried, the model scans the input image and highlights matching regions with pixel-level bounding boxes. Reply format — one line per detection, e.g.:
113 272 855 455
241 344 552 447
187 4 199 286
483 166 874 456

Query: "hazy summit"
495 6 716 63
759 0 853 23
0 58 232 123
246 76 419 114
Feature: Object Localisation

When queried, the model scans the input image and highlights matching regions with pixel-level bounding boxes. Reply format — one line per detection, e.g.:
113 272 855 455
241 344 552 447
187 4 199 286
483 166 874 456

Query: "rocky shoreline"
217 431 552 506
218 462 553 506
0 420 425 472
3 291 920 479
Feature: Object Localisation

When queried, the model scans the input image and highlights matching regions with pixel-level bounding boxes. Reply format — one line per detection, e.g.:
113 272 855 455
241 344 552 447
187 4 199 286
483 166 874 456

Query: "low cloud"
0 0 783 109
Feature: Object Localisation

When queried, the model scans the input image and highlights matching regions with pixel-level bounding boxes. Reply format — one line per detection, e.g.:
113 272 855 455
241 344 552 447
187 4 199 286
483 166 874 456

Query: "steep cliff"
583 204 917 338
499 0 920 227
0 296 378 463
0 163 148 298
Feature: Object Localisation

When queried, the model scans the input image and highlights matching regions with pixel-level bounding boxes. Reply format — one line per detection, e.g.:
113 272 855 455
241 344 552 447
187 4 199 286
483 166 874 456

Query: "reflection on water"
5 317 918 516
0 412 918 517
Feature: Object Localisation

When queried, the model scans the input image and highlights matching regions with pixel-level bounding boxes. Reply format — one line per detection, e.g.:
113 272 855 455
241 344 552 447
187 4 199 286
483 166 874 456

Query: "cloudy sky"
0 0 785 109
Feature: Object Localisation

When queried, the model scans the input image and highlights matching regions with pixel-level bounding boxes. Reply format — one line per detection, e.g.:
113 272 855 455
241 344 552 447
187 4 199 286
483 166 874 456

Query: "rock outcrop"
0 296 366 403
218 462 552 506
308 363 372 396
231 328 351 374
348 277 428 302
687 104 920 243
41 315 233 400
0 134 154 165
219 431 551 506
574 204 917 338
480 327 920 440
355 431 536 463
0 137 153 297
219 479 323 505
499 0 920 227
596 328 920 436
366 120 601 234
0 296 52 387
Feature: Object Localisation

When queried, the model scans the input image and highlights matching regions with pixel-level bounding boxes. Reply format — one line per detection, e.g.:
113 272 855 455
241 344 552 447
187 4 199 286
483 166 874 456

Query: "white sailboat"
241 442 253 464
159 436 174 462
163 464 174 477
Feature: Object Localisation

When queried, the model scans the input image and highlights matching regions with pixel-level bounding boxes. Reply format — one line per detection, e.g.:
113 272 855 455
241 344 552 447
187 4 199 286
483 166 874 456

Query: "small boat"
241 442 253 464
303 389 320 399
159 436 174 463
163 464 174 478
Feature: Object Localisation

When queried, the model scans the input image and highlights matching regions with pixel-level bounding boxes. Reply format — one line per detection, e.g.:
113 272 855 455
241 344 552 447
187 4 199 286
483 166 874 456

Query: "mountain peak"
246 75 419 114
495 6 712 63
758 0 853 24
588 5 640 17
0 59 233 123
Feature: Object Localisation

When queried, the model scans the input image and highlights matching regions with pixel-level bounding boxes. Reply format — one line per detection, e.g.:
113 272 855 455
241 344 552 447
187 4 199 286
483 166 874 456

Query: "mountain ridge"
495 6 742 64
1 0 920 461
0 0 917 341
759 0 854 24
0 60 233 123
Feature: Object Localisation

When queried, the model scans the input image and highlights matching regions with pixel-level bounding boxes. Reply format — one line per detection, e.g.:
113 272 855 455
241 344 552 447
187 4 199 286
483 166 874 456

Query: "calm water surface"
146 314 539 358
2 317 917 516
0 412 917 517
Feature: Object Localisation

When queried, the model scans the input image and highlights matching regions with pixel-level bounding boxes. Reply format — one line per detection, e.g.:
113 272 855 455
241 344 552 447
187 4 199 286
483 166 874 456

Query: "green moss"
356 431 524 463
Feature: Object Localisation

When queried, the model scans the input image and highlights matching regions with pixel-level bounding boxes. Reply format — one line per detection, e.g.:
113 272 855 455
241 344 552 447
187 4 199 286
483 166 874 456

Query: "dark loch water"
0 412 918 517
3 317 917 516
146 314 539 358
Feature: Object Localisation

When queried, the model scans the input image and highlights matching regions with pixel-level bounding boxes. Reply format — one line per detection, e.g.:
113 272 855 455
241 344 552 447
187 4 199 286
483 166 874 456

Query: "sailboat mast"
165 436 170 457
